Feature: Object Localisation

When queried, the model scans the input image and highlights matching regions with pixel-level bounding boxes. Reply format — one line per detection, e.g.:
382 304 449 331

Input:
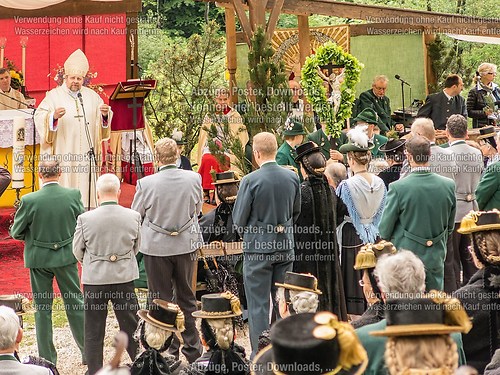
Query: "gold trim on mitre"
64 49 89 77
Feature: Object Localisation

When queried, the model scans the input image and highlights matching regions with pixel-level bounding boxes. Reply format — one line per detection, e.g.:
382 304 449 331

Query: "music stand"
110 80 156 182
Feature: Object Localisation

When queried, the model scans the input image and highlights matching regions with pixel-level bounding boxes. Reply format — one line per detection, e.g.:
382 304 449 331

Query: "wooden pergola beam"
0 0 142 18
206 0 500 37
266 0 285 40
230 0 253 45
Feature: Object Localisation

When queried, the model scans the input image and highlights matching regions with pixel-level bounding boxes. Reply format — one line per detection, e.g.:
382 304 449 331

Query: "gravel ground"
17 303 252 375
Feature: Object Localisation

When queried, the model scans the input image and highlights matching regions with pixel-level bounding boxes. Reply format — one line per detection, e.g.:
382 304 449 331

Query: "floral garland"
301 42 363 137
49 64 108 97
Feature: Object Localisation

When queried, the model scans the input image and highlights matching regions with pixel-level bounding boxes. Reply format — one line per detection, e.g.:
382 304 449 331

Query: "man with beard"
34 49 112 208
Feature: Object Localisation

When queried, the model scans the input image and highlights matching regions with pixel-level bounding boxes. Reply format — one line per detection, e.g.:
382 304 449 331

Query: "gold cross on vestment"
73 98 84 119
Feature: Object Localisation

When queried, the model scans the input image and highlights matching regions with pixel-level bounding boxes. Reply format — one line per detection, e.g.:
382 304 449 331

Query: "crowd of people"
1 48 500 375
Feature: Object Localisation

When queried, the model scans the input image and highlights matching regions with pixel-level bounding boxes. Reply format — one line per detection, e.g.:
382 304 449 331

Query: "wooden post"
297 15 310 68
423 32 437 95
225 7 238 105
248 0 266 31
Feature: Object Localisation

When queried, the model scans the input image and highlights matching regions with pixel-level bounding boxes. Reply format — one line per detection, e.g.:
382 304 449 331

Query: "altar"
0 110 40 208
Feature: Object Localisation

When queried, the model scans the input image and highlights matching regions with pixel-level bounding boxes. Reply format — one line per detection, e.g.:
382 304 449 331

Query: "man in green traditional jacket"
10 157 85 366
379 135 456 291
306 115 347 162
276 117 306 179
476 161 500 210
356 75 403 135
352 108 388 159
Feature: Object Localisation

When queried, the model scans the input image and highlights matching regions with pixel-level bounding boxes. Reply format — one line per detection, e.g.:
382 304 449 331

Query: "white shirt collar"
443 90 453 100
42 181 59 187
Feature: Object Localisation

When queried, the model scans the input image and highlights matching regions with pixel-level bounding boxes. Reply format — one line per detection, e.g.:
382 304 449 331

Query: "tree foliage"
144 21 226 156
244 27 291 137
141 0 225 37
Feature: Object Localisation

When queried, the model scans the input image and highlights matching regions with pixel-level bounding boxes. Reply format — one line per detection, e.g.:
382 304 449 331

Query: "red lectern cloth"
110 98 145 131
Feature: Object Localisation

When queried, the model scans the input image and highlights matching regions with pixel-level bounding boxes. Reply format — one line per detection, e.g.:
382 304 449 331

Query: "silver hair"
374 250 426 299
143 321 172 350
372 75 389 85
38 156 61 179
96 173 120 195
411 118 436 141
277 287 319 314
325 162 347 188
0 306 20 350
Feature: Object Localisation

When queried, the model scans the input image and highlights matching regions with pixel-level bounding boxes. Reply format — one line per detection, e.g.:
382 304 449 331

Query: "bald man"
232 132 301 357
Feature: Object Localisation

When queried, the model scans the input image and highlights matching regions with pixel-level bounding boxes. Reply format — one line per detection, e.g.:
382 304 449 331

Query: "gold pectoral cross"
74 98 84 120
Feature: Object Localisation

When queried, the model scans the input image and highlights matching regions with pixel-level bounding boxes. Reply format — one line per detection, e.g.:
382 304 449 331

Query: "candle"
20 37 28 85
0 37 6 68
12 116 25 189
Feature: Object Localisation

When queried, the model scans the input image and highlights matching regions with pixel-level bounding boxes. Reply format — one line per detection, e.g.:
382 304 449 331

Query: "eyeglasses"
486 72 497 76
373 86 387 91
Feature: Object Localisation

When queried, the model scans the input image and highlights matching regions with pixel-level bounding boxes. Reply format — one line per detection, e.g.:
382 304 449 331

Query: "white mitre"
64 49 89 77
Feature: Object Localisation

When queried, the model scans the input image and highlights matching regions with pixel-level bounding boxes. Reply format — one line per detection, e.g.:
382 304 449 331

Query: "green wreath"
301 42 363 138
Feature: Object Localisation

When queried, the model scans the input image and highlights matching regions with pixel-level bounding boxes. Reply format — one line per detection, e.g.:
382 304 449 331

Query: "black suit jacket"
416 91 467 130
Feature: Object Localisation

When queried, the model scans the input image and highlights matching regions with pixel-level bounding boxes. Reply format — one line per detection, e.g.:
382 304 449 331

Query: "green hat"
283 117 306 136
353 108 388 132
338 126 374 153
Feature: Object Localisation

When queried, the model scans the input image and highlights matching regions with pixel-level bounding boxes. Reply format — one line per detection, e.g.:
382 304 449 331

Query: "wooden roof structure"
202 0 500 102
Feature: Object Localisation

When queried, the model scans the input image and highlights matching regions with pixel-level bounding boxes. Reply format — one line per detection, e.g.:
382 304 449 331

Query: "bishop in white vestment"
34 49 112 208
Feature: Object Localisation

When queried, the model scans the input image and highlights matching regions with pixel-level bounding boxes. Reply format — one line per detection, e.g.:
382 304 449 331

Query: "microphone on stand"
395 75 411 86
0 90 35 112
77 92 98 211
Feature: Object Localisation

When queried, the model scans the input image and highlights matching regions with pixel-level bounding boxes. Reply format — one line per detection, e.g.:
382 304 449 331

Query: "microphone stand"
0 91 37 193
78 93 99 211
131 64 144 181
400 80 406 126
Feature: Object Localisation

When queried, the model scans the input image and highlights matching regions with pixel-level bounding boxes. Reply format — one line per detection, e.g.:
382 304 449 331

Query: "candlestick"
20 37 28 84
0 37 6 68
12 116 26 190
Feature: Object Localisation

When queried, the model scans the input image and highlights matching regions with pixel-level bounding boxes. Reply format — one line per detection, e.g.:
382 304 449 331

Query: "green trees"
144 21 226 156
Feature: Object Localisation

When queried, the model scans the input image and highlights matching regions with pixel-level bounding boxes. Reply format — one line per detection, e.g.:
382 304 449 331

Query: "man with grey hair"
379 135 456 291
0 306 52 374
73 173 141 375
324 162 347 189
356 75 403 134
233 131 301 357
410 117 456 180
355 250 466 374
10 157 85 365
132 137 204 363
445 114 483 292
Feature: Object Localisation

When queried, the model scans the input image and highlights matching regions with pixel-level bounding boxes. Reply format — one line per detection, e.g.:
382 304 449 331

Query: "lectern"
110 80 156 184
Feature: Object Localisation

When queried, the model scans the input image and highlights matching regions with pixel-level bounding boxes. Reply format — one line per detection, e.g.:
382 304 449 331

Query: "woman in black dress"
292 141 347 320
